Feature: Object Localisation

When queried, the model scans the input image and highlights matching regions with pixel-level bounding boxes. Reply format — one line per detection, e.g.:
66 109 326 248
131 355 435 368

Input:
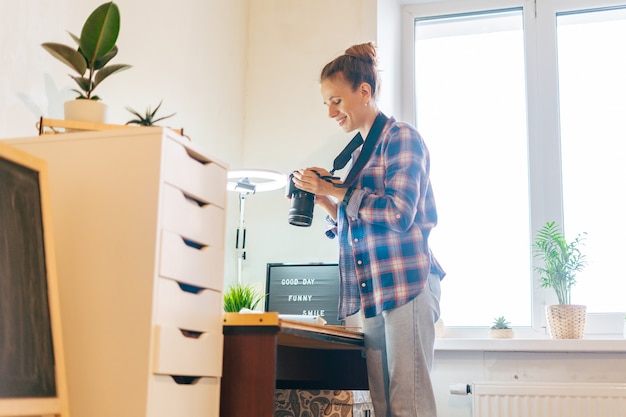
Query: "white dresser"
4 128 227 417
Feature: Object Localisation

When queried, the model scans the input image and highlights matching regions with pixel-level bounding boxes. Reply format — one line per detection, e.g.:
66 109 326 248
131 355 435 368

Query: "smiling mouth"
337 116 347 126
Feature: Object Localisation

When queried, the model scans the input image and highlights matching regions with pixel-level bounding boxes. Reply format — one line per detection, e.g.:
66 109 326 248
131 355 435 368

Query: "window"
414 9 530 327
558 7 626 312
405 0 626 330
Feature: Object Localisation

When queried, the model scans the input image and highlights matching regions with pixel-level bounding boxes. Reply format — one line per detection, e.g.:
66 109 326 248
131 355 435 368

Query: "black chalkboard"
265 263 341 325
0 155 57 398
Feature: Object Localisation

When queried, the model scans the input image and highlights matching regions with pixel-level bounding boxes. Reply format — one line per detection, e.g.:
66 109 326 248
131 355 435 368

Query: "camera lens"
288 191 315 227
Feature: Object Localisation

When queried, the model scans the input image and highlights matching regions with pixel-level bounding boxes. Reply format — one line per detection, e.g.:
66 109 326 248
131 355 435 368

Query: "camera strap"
331 112 388 188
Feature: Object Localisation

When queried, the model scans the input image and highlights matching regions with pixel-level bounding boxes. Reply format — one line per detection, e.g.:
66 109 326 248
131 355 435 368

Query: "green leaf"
532 221 587 305
70 89 88 99
80 2 120 71
67 31 81 46
124 100 176 126
491 316 511 329
69 75 92 95
124 106 144 120
93 45 119 70
93 63 131 89
223 284 266 312
150 100 163 118
41 42 87 75
152 112 176 124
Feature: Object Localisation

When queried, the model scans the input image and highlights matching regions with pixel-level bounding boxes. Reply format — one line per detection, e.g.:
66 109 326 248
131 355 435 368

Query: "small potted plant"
223 283 266 313
489 316 514 339
125 100 176 126
532 221 588 339
41 1 131 123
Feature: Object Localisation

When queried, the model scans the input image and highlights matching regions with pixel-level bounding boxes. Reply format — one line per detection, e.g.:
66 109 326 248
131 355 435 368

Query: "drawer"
148 374 220 417
161 183 225 248
162 138 227 208
159 229 224 291
155 277 223 332
153 325 223 377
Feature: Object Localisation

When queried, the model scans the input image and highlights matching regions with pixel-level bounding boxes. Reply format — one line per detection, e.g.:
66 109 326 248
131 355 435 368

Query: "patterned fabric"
328 116 445 320
274 390 354 417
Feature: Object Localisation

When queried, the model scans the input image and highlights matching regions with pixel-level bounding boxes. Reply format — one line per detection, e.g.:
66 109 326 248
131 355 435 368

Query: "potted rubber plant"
41 1 131 123
532 221 588 339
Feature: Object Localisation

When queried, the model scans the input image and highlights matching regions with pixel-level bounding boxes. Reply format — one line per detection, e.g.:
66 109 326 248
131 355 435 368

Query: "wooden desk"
220 313 368 417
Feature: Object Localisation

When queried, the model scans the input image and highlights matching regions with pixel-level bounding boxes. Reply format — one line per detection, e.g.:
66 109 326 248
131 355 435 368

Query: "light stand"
227 170 287 285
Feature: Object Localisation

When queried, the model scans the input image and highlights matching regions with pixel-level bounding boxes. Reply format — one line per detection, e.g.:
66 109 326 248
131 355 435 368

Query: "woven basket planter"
545 304 587 339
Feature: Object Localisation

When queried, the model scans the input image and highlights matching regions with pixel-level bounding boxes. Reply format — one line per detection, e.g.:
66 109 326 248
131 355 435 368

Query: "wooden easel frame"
0 144 69 417
37 116 184 137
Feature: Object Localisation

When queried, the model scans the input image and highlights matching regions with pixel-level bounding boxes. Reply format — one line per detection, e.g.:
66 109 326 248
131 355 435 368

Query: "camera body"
285 173 315 227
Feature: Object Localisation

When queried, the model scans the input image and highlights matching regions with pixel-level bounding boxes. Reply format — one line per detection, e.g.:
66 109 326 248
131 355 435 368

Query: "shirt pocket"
360 166 385 193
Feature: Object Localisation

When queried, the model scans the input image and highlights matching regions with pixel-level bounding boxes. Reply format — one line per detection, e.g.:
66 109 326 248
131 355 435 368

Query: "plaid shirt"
327 117 444 320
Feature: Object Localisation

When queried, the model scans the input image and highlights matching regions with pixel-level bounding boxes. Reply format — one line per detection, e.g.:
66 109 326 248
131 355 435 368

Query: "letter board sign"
265 263 340 325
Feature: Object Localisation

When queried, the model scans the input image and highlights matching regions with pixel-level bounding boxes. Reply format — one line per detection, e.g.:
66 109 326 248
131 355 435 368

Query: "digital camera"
285 172 315 227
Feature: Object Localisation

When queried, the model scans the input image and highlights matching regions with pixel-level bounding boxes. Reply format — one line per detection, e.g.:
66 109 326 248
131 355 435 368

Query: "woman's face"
321 73 370 134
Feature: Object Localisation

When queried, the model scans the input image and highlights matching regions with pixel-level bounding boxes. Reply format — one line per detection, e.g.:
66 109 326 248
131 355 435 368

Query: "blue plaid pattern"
330 117 444 320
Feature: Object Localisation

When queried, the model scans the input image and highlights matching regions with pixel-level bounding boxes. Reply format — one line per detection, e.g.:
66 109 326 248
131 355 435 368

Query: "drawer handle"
182 146 211 166
182 236 207 250
177 281 206 294
180 328 205 339
181 190 208 207
171 375 201 385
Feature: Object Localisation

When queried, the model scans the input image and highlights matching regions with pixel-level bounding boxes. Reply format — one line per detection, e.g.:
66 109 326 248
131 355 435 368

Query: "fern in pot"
532 221 587 339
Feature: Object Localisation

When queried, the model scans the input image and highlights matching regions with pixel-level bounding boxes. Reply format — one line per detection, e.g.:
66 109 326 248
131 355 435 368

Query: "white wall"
0 0 246 164
229 0 379 293
432 348 626 416
376 0 404 119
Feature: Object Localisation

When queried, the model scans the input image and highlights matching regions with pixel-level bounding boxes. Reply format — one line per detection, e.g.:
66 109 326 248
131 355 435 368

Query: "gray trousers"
363 273 441 417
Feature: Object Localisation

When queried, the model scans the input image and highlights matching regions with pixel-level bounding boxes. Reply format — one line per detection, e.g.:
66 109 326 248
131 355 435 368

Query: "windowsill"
435 337 626 352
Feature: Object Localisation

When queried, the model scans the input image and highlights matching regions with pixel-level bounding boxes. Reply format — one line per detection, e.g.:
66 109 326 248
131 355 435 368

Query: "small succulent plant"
125 100 176 126
491 316 512 330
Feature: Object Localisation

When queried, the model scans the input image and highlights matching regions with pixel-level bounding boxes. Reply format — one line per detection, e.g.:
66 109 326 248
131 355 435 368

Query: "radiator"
471 382 626 417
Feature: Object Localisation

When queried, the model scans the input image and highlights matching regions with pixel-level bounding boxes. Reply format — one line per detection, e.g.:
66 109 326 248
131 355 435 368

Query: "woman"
291 42 445 417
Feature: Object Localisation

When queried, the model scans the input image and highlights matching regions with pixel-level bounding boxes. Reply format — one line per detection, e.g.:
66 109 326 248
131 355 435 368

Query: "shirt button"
361 282 366 288
351 217 356 221
395 214 401 219
354 238 359 243
357 260 362 265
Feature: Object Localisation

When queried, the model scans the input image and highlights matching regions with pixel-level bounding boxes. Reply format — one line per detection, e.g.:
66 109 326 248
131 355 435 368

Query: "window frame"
401 0 626 336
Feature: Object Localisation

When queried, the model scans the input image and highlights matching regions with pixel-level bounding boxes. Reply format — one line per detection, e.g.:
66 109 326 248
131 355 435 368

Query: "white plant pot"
64 100 109 124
